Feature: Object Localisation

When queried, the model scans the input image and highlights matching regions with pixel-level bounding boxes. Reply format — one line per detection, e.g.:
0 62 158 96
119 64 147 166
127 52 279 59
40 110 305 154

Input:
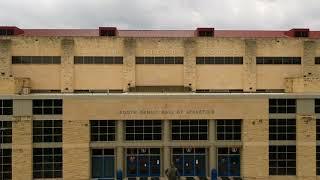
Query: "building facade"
0 26 320 179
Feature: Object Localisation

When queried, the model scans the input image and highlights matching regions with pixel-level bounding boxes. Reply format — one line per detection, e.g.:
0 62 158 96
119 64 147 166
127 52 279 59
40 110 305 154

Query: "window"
92 149 115 179
269 145 296 175
317 146 320 175
256 57 301 64
125 120 161 141
33 120 62 143
317 119 320 140
216 120 241 140
32 99 63 115
217 147 241 177
90 120 116 141
316 57 320 65
126 148 161 177
12 56 61 64
74 56 123 64
0 121 12 144
316 99 320 113
198 31 213 37
196 57 243 64
171 120 208 140
136 57 183 64
172 148 206 176
269 99 296 113
0 149 11 180
33 148 63 178
0 100 13 115
269 119 296 140
0 29 14 36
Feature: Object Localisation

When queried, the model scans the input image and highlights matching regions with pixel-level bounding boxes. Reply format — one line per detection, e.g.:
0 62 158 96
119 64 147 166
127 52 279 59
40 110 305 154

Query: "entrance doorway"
217 147 241 177
172 148 207 177
126 148 161 177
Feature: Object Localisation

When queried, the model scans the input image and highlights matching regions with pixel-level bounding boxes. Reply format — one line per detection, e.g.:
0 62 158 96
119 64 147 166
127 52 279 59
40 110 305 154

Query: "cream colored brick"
63 119 90 180
12 116 32 180
296 114 316 179
242 119 269 179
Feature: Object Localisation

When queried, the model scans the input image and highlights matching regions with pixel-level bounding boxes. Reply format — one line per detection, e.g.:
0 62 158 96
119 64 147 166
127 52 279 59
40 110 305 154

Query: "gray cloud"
0 0 319 30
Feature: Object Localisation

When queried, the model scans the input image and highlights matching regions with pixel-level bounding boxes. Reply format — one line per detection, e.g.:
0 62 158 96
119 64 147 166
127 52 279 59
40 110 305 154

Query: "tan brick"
12 116 32 180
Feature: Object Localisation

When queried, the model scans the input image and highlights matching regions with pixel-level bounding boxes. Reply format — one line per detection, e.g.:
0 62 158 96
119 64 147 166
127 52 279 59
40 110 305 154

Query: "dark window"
0 121 12 144
315 57 320 65
269 119 296 140
11 56 61 64
33 120 62 143
317 146 320 175
216 120 241 140
294 31 308 37
0 29 14 36
136 57 183 64
125 120 162 141
92 149 115 179
269 99 296 114
0 149 12 180
196 57 243 64
90 120 116 142
217 147 241 177
74 56 123 64
172 148 207 176
126 148 161 177
256 57 301 64
32 99 63 115
33 148 63 178
171 120 208 140
317 119 320 140
316 99 320 113
269 145 296 175
0 100 13 115
198 31 213 37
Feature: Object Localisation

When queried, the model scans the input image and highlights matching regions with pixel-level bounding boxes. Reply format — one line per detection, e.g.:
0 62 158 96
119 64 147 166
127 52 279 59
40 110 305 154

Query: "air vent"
0 26 24 36
99 27 117 36
196 27 215 37
285 28 309 38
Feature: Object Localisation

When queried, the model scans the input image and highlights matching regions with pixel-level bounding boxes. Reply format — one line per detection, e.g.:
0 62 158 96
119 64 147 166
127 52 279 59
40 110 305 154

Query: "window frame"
125 120 162 141
269 119 296 141
269 145 296 175
32 99 63 115
90 120 116 142
33 148 63 178
216 120 242 141
33 120 62 143
171 120 208 140
0 100 13 115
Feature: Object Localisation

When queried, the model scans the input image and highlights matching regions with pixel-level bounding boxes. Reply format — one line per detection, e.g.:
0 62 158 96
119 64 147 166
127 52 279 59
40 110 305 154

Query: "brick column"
183 38 197 91
123 38 136 92
12 116 32 180
303 41 317 77
0 39 12 77
242 119 268 179
295 99 316 179
243 40 257 92
209 119 216 175
163 119 170 176
116 120 124 173
296 114 316 179
61 39 74 93
63 119 90 180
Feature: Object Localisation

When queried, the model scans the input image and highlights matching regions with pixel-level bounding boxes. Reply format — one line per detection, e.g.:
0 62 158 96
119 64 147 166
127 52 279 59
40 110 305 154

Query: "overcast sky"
1 0 319 30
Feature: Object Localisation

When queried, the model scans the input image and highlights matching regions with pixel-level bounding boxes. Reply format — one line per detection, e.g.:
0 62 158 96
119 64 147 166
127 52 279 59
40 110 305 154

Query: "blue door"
217 148 241 177
127 148 161 177
172 148 207 177
92 149 115 180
